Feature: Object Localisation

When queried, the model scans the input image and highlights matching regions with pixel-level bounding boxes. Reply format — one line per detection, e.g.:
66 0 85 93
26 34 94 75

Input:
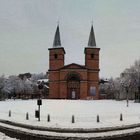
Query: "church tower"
85 25 100 69
84 25 100 99
48 25 65 98
48 25 65 70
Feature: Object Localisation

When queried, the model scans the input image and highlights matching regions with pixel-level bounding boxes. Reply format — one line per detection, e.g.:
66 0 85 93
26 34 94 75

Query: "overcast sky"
0 0 140 78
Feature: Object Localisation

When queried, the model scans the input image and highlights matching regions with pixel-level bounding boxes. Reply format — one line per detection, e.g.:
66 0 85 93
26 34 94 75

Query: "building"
48 25 100 99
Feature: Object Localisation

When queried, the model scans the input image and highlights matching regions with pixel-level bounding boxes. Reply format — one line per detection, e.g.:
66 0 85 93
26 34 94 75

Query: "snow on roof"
44 85 49 89
37 79 48 82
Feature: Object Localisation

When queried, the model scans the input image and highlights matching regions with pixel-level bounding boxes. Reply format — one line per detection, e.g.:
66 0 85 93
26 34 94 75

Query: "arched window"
67 73 81 81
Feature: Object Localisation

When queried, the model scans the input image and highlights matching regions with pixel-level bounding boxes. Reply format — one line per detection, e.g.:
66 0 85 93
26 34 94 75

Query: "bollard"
47 114 50 122
9 110 11 117
97 115 100 123
26 112 29 120
72 115 75 123
120 113 123 121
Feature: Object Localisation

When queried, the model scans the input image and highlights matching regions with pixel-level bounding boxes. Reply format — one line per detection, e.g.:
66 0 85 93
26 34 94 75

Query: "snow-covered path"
0 99 140 129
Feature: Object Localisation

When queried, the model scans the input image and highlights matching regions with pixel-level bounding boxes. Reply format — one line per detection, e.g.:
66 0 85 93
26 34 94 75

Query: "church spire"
53 25 61 47
88 25 96 47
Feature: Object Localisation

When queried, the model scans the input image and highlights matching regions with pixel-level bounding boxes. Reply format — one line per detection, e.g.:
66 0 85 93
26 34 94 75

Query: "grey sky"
0 0 140 78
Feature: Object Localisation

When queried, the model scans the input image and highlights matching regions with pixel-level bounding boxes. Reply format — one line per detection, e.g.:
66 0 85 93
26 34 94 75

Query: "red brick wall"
80 81 88 99
49 48 65 70
49 82 59 98
48 47 100 100
49 71 59 81
59 82 67 98
85 48 100 70
87 71 99 81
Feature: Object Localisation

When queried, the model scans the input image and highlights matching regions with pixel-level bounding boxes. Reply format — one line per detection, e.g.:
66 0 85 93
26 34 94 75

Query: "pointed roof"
53 25 61 47
88 25 96 47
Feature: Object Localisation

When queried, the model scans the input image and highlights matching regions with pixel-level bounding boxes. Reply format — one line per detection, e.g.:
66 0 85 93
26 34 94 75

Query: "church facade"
48 25 100 99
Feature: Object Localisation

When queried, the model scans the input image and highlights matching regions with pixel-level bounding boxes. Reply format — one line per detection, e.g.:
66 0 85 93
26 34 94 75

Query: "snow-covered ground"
0 132 17 140
0 99 140 129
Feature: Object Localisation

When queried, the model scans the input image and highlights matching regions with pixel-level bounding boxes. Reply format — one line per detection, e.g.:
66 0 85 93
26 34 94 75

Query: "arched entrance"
67 73 80 99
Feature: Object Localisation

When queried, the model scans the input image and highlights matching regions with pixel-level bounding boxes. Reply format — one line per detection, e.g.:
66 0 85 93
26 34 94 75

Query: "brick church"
48 25 100 99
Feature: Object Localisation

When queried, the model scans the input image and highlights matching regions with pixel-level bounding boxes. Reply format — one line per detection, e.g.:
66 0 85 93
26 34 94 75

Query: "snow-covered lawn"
0 99 140 129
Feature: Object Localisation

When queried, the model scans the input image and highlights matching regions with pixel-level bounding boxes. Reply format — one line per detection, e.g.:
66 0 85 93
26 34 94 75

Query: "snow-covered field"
0 99 140 129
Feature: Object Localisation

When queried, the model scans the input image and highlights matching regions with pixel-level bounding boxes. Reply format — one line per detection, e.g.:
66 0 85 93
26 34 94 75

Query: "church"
47 25 100 99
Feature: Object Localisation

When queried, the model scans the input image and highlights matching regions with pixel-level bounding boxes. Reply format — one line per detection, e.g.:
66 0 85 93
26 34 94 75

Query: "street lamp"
35 82 43 121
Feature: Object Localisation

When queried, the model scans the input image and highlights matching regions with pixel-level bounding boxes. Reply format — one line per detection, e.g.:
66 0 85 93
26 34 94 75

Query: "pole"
38 90 41 122
38 104 40 121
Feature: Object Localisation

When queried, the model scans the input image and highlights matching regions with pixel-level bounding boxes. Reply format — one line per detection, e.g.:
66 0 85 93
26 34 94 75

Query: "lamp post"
36 82 43 121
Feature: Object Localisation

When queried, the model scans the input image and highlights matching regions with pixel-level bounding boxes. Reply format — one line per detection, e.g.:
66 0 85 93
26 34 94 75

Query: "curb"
0 119 140 133
1 119 140 140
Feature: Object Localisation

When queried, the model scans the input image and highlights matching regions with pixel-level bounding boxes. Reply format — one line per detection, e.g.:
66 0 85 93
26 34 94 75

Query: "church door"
67 73 80 99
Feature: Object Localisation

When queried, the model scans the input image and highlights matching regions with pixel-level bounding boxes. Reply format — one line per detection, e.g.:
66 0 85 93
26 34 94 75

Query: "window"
89 86 96 96
54 54 58 59
91 53 94 59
